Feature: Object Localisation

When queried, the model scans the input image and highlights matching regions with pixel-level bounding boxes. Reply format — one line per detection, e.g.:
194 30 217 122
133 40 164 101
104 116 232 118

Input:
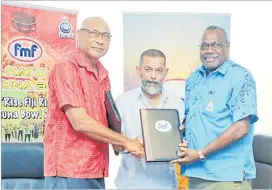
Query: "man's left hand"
170 147 199 165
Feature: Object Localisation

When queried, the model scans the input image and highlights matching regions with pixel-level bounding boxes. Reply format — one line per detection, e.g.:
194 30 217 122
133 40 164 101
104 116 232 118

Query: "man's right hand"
124 138 144 158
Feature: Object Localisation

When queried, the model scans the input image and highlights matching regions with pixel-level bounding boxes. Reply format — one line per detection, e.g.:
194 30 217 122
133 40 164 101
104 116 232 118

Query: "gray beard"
140 80 163 95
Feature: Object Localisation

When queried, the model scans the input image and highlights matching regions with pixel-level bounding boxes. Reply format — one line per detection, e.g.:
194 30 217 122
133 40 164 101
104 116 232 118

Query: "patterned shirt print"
44 48 111 178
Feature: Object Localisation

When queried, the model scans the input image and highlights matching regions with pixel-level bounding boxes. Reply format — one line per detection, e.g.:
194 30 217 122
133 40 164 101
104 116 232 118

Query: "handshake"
112 125 188 160
112 135 145 158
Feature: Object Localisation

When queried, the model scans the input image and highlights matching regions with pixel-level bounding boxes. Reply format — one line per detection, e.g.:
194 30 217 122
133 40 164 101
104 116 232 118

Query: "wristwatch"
198 150 206 162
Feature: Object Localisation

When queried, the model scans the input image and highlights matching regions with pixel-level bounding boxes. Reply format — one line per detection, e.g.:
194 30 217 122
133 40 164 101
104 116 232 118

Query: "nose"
206 45 214 53
151 70 156 80
94 34 104 45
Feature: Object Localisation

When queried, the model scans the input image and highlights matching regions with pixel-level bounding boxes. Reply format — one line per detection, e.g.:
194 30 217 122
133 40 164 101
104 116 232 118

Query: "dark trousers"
24 134 31 142
5 134 11 141
45 176 105 189
18 130 23 141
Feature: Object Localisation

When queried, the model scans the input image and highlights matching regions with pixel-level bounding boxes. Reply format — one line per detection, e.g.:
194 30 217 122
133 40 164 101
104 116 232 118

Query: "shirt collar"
198 59 233 76
73 48 108 81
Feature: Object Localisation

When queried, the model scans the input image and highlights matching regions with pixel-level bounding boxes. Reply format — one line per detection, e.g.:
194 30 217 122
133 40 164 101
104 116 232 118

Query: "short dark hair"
139 49 166 66
205 25 229 42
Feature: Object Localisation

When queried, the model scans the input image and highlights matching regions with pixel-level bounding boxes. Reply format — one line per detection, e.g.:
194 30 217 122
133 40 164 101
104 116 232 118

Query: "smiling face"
200 28 230 73
77 17 111 60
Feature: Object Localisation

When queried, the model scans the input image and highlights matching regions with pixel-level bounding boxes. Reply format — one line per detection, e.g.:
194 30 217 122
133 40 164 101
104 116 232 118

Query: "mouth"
91 47 104 51
148 84 157 87
202 54 219 63
146 81 159 86
204 57 218 62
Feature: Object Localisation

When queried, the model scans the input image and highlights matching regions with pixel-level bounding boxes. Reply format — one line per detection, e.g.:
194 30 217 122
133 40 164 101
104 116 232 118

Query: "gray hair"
204 25 229 42
139 49 166 66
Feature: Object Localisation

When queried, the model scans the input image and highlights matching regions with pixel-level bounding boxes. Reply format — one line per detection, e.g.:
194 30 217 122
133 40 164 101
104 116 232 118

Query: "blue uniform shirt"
181 59 258 181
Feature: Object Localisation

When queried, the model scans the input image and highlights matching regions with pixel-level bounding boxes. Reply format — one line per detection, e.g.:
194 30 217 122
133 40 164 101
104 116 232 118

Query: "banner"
123 12 230 189
1 2 78 143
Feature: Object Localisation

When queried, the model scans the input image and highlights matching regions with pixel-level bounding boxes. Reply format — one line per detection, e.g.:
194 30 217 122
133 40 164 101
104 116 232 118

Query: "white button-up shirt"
114 87 185 189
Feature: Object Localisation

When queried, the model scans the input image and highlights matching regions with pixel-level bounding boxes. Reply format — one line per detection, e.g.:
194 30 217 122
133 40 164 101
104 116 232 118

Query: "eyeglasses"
199 42 227 51
80 28 112 41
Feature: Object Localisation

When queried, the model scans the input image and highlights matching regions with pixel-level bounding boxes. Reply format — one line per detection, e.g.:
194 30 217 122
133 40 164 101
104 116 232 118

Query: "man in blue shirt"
114 49 186 189
171 26 258 189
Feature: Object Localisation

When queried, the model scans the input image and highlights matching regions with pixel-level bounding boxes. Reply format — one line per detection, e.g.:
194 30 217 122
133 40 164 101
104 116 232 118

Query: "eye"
211 42 224 50
103 33 111 39
90 30 99 36
200 43 209 49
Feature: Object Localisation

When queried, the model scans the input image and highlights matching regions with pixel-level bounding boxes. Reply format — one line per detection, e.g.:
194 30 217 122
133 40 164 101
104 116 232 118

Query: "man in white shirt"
114 49 186 189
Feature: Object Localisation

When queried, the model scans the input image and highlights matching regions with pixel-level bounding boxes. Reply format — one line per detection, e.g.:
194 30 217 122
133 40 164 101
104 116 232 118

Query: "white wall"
14 1 272 188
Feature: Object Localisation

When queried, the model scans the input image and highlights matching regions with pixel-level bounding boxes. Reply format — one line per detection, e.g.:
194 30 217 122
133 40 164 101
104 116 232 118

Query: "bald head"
77 17 111 61
80 17 110 33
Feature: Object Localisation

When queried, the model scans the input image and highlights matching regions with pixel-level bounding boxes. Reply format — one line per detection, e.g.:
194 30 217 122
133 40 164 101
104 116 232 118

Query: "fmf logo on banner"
8 38 43 62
